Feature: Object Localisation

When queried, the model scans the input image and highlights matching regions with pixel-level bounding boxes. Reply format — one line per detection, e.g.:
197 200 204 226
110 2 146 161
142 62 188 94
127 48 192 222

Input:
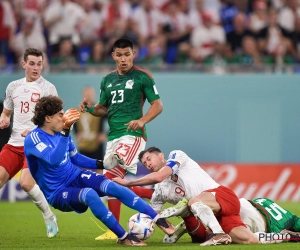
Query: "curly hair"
32 96 63 126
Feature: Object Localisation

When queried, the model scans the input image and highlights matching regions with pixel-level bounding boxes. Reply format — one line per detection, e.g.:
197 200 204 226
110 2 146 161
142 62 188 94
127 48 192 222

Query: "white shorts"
239 198 266 233
104 135 146 175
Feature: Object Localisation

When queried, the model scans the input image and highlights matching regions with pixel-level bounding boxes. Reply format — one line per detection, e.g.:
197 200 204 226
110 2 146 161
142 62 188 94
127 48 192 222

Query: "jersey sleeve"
150 183 165 212
3 81 14 111
165 150 188 175
141 74 160 103
99 78 108 105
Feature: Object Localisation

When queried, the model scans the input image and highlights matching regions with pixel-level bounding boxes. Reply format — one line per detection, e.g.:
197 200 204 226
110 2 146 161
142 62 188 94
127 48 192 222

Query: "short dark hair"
32 96 63 126
24 48 43 62
138 146 161 162
112 38 133 51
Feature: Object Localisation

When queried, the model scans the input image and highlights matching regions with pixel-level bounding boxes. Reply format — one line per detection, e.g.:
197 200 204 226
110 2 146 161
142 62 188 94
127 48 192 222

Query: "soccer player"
24 96 175 246
113 147 260 246
0 48 59 238
79 38 163 240
152 179 300 244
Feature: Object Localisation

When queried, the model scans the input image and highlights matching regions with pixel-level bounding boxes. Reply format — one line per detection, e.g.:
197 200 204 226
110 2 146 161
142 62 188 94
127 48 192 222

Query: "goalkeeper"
24 96 175 246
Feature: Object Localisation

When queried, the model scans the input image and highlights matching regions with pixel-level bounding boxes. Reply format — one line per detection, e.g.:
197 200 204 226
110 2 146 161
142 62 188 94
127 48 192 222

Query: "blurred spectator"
226 12 261 64
50 37 77 67
162 1 192 63
0 0 16 67
131 0 165 47
140 37 164 65
257 8 297 65
190 12 226 62
220 0 238 34
14 0 47 33
44 0 86 58
79 0 105 47
73 86 107 160
12 17 47 64
278 0 300 33
249 0 268 34
86 39 106 64
101 0 131 55
189 0 220 29
292 16 300 58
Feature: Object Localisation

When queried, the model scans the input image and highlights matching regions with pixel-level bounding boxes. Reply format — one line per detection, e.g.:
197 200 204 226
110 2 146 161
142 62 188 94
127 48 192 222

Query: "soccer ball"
127 213 155 240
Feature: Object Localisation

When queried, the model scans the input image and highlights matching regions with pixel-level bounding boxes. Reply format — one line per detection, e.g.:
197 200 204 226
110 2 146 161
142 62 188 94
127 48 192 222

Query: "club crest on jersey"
125 79 134 89
31 93 40 102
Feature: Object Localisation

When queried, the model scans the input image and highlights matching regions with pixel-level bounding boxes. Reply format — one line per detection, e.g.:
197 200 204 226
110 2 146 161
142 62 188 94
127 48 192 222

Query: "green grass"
0 201 299 250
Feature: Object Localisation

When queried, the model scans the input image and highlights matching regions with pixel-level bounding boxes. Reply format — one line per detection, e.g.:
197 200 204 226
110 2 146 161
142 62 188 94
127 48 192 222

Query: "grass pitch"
0 201 299 250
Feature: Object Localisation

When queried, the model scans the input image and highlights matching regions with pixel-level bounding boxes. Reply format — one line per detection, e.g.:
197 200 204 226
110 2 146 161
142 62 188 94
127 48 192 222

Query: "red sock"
130 186 153 199
183 213 207 243
105 167 126 222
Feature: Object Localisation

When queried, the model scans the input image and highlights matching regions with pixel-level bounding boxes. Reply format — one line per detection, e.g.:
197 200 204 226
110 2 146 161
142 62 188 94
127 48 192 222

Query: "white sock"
254 232 289 244
27 184 54 219
190 201 224 234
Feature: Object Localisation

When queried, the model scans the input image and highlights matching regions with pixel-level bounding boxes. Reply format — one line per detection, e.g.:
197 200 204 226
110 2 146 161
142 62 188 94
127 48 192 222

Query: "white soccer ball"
127 213 155 240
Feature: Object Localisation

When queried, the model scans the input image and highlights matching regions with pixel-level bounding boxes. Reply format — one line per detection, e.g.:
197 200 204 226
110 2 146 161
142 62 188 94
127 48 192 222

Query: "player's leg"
79 170 176 236
189 189 231 246
99 136 152 240
0 144 20 188
53 187 146 246
19 162 58 238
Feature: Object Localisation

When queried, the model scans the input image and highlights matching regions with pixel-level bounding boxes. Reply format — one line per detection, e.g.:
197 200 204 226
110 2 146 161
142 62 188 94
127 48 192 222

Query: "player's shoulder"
37 76 54 87
168 150 186 159
6 77 26 90
132 66 153 79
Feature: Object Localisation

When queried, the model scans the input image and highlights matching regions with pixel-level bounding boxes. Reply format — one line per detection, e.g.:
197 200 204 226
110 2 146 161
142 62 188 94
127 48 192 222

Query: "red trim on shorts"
126 137 141 165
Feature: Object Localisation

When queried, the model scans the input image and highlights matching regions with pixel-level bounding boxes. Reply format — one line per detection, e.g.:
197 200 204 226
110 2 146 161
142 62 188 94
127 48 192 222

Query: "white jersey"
164 150 220 200
150 179 185 212
4 76 58 146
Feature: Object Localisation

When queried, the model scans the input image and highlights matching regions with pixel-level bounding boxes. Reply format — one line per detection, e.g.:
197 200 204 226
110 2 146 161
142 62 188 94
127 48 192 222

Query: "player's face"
47 110 64 134
141 152 165 172
22 55 43 82
112 47 136 75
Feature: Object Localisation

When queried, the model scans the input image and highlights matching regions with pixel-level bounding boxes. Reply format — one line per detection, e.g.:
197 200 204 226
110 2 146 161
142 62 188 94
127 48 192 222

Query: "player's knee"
80 188 99 205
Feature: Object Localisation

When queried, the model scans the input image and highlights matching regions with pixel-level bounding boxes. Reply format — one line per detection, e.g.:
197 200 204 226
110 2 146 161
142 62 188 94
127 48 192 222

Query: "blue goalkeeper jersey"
24 127 97 205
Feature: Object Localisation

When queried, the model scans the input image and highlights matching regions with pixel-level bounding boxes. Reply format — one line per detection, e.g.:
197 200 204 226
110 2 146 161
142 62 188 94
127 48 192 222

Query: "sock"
190 201 224 234
27 184 53 219
254 232 287 244
130 186 153 199
105 168 125 222
104 181 157 220
183 213 207 243
80 188 126 238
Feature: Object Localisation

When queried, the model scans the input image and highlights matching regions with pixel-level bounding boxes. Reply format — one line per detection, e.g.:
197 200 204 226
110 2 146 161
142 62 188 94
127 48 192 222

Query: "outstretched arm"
113 165 172 187
125 99 163 131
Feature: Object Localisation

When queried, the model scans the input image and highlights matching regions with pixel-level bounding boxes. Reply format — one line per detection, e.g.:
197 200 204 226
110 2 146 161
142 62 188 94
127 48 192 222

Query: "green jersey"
250 198 300 233
99 66 160 141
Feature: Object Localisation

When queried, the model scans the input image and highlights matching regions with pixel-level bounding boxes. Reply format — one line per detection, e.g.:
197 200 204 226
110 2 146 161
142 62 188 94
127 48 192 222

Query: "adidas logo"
132 197 139 206
107 83 112 88
106 211 112 219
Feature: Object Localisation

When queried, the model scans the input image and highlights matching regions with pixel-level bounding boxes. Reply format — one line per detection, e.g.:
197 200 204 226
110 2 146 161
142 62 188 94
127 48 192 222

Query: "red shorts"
0 144 28 178
204 185 246 234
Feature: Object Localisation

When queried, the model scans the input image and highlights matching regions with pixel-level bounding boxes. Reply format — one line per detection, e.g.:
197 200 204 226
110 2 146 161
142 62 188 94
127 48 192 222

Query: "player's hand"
79 98 92 113
21 130 31 137
0 116 10 129
125 119 145 132
112 177 130 187
62 108 80 130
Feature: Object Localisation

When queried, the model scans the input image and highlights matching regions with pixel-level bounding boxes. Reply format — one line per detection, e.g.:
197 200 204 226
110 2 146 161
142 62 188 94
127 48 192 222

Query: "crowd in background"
1 0 300 73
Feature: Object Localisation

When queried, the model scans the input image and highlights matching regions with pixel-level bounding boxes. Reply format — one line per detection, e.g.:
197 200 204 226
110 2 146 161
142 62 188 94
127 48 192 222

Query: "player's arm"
113 165 172 187
0 108 12 129
69 140 104 170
